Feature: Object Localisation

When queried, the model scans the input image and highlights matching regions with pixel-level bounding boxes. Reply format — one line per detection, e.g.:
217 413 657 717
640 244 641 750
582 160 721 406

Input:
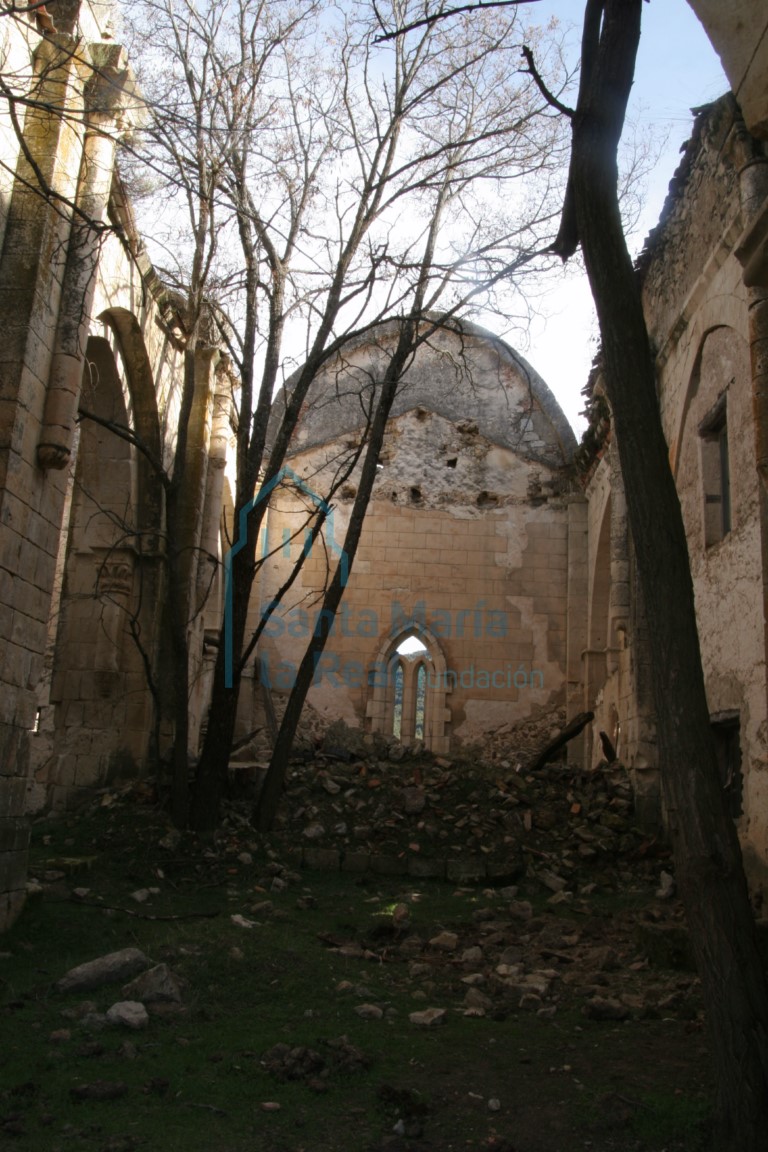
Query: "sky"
516 0 728 434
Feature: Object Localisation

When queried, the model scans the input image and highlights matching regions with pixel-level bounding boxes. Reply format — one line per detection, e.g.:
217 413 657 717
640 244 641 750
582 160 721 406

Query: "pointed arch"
42 316 164 805
366 625 451 753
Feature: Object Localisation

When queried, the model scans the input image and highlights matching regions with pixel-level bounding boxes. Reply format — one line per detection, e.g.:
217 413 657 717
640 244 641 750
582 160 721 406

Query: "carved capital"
85 42 146 138
97 558 134 598
36 441 71 470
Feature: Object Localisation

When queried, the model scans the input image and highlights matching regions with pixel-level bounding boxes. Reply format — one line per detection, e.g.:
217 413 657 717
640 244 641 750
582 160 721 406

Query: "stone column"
178 346 220 755
0 32 138 929
0 31 92 931
94 550 134 690
38 44 139 470
196 364 233 617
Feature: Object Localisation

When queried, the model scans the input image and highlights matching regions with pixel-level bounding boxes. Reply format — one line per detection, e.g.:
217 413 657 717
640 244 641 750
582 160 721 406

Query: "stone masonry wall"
253 322 576 753
645 107 768 890
0 2 213 923
0 11 106 929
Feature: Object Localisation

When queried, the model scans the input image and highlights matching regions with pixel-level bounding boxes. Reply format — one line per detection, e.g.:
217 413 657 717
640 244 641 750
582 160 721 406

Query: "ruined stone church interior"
1 0 768 930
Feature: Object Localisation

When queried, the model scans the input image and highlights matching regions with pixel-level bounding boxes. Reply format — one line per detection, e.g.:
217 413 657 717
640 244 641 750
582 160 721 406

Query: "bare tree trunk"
253 319 420 830
164 489 191 828
560 2 768 1145
166 344 215 827
189 541 253 831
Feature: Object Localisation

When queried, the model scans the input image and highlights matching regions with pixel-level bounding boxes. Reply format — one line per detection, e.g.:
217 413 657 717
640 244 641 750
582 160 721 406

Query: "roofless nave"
1 0 768 927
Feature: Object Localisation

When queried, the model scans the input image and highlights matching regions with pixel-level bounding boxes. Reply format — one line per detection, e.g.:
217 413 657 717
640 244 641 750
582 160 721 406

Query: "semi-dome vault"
274 316 576 468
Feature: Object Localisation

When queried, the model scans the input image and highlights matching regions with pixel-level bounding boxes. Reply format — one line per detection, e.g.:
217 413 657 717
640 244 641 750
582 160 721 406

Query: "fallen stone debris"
261 1036 370 1090
224 720 661 894
317 888 703 1027
38 717 725 1042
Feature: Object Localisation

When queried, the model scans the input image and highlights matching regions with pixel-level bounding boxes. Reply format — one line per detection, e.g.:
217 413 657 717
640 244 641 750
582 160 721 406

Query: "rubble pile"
422 900 700 1023
244 732 663 890
233 701 567 775
479 705 568 770
261 1036 370 1088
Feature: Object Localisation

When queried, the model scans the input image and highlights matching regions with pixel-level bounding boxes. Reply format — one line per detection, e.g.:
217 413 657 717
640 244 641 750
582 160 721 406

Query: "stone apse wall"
251 321 583 755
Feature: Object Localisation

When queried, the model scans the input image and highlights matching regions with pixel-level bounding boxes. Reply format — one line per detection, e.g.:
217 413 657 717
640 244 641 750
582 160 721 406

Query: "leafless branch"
78 408 169 487
373 0 540 42
521 44 574 118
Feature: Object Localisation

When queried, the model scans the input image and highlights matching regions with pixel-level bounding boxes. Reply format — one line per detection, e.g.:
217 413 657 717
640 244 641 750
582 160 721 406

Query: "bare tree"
522 1 768 1146
374 4 768 1143
123 0 573 831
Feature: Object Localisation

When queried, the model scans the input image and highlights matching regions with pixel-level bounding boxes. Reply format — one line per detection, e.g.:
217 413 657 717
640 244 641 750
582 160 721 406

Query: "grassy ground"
0 795 712 1152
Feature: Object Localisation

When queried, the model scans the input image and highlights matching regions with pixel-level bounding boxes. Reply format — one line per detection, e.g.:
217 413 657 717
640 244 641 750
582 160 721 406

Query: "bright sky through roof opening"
397 636 428 656
520 0 727 434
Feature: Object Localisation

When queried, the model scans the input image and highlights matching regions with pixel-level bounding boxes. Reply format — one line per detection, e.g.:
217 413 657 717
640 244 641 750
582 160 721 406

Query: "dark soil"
0 768 714 1152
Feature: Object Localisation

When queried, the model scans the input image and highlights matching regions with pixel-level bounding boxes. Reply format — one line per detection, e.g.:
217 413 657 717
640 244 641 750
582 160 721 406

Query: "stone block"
532 595 566 616
0 886 26 933
62 700 84 726
446 857 486 883
0 723 28 777
485 857 525 884
0 777 27 820
57 948 152 993
0 603 14 651
341 851 370 873
77 669 99 697
74 754 102 789
302 847 340 872
54 754 77 788
48 785 71 812
64 729 93 757
11 609 46 655
0 522 23 575
1 847 29 892
407 856 446 879
0 680 17 724
0 817 29 854
369 854 408 876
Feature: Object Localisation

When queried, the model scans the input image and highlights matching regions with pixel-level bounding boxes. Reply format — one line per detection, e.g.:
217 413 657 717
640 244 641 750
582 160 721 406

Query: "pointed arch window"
366 628 451 754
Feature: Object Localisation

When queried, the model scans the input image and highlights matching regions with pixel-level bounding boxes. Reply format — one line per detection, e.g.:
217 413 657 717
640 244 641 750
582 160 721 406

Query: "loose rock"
122 963 185 1005
56 949 151 994
106 1001 150 1030
429 931 459 951
584 996 630 1022
409 1007 447 1027
354 1003 384 1020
